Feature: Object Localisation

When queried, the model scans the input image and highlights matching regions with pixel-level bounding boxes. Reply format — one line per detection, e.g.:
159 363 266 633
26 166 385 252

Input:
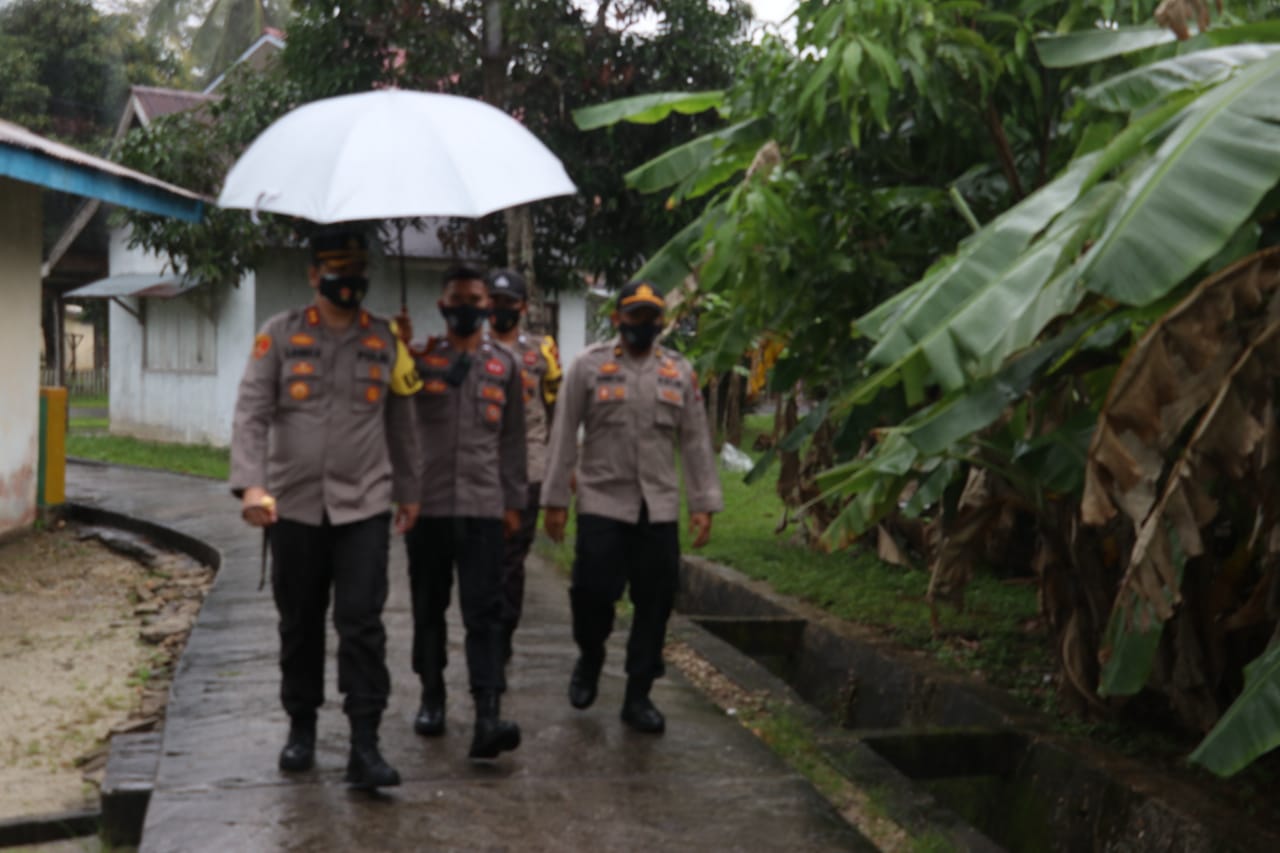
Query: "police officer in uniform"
542 280 722 733
402 264 527 760
485 268 562 662
231 228 422 789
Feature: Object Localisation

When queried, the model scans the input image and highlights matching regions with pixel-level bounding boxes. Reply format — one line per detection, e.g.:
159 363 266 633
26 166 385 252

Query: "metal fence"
40 367 109 397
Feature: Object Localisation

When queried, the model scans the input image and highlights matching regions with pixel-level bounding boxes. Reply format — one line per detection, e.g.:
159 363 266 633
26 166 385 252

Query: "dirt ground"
0 523 212 823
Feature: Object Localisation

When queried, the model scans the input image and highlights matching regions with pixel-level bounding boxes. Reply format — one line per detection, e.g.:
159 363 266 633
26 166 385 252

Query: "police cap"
310 227 368 272
487 268 528 301
617 279 665 315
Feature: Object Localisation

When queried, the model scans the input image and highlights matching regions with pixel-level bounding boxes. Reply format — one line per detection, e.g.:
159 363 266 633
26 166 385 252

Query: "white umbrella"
217 89 577 223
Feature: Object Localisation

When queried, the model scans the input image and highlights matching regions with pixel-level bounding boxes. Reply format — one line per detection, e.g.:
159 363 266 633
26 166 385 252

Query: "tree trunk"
725 370 743 448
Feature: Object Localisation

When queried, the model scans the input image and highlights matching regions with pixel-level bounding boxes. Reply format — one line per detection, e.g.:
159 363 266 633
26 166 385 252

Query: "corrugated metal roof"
0 117 206 221
131 86 219 125
65 273 201 299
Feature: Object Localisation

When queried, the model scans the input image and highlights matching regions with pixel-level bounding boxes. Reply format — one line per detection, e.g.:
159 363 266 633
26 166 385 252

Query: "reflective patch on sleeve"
253 334 271 359
390 339 424 396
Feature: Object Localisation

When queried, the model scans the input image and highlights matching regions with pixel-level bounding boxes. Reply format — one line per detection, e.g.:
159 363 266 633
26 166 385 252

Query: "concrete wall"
108 229 254 447
0 177 42 536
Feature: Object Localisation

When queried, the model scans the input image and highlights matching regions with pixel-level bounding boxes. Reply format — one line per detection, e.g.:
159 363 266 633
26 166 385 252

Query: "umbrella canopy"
217 89 576 223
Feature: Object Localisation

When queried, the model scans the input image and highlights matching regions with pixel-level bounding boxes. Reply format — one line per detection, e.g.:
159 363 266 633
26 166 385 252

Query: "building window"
143 293 216 373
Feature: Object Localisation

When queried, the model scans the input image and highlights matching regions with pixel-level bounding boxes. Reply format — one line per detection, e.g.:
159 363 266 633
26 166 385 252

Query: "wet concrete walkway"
68 462 872 852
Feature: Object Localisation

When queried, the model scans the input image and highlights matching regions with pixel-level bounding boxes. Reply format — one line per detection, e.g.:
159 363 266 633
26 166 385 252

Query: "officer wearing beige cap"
231 227 423 789
542 279 722 733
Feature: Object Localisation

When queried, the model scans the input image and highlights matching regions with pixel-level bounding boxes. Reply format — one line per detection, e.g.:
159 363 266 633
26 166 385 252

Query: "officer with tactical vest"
231 228 422 789
401 264 527 760
542 280 722 733
485 268 562 662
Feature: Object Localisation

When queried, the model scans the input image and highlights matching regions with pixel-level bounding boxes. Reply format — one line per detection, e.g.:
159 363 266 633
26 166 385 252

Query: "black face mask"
490 307 521 334
441 303 487 337
319 275 368 310
620 322 661 352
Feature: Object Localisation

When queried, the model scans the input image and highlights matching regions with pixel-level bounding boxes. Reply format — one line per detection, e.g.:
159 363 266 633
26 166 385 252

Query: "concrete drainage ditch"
674 555 1280 853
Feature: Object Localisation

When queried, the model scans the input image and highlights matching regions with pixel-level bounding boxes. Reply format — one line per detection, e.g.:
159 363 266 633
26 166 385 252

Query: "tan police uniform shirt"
509 332 562 484
541 337 723 524
230 305 423 526
410 336 527 519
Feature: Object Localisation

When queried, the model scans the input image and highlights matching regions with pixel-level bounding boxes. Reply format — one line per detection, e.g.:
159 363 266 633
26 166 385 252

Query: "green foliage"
0 0 183 145
1190 642 1280 776
146 0 289 85
122 0 754 293
117 64 300 285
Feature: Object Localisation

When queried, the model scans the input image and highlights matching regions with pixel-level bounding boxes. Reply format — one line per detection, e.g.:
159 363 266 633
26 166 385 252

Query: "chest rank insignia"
424 354 450 368
424 378 448 394
364 386 381 403
481 384 505 402
598 362 620 375
252 334 271 359
289 381 310 401
362 334 386 350
658 365 680 380
523 350 539 366
485 358 505 377
290 333 315 346
660 387 682 404
291 362 316 375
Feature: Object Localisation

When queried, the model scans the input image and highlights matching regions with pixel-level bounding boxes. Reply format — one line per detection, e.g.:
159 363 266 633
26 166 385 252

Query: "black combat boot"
568 649 604 710
414 678 446 737
345 715 401 789
620 676 665 734
278 715 316 772
468 691 521 760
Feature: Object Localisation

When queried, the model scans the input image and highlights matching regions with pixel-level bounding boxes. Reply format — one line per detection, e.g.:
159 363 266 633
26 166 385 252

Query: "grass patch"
69 393 108 408
67 433 229 480
69 416 109 431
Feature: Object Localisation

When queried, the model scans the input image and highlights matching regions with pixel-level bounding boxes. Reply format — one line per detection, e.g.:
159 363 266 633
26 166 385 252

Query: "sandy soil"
0 523 211 822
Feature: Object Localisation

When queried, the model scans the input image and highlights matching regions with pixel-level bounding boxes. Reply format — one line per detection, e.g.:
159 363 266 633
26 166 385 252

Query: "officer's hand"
544 507 568 543
241 487 277 527
394 502 420 534
393 312 414 344
503 509 522 539
689 512 713 548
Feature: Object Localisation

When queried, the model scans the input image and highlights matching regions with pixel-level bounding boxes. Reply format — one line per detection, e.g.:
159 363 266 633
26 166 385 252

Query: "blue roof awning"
0 119 205 222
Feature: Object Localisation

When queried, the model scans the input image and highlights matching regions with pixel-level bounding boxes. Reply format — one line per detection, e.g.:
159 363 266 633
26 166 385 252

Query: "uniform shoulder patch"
253 333 272 359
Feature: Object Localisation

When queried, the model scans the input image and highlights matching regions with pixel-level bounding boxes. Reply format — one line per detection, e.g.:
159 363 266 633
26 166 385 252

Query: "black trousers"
405 516 506 696
270 513 391 721
499 481 542 640
570 506 680 682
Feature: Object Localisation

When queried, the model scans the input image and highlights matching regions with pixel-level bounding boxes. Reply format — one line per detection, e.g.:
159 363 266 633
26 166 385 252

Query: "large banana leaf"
850 167 1110 402
1080 44 1280 113
856 151 1101 355
1083 51 1280 305
572 91 724 131
624 119 767 194
1034 25 1176 69
1190 641 1280 777
630 201 727 291
1035 21 1280 69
